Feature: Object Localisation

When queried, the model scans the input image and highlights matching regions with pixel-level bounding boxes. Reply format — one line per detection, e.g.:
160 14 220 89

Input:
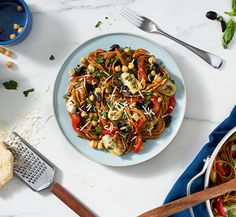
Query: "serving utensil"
120 7 223 69
138 178 236 217
5 132 96 217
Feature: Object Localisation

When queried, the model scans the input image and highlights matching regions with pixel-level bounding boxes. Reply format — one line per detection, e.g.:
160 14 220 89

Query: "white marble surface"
0 0 236 216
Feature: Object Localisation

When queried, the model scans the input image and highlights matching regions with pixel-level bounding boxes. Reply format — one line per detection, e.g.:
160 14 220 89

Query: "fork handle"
156 30 223 69
50 182 96 217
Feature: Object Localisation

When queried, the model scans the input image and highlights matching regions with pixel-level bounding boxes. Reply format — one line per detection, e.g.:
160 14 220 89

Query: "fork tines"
120 7 143 28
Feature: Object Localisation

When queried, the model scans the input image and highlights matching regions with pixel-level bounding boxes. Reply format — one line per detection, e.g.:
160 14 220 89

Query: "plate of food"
53 33 186 166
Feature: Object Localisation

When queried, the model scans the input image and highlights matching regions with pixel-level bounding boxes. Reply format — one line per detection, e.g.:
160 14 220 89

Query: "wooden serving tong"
138 179 236 217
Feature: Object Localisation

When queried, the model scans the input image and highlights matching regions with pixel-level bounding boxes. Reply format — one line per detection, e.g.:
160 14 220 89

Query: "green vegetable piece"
227 209 236 217
231 144 236 151
101 111 108 119
92 115 99 121
222 18 236 49
2 80 18 90
96 55 104 64
114 72 122 79
77 135 85 139
216 16 224 22
49 54 55 61
105 16 108 19
95 72 103 79
63 92 70 99
95 21 102 28
23 88 34 97
94 124 102 135
232 0 236 12
225 11 236 16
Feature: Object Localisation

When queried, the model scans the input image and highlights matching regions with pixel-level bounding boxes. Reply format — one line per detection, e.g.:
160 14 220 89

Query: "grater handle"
50 182 96 217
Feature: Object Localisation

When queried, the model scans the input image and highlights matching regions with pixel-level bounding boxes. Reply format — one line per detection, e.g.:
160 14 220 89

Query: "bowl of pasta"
205 126 236 217
53 33 186 166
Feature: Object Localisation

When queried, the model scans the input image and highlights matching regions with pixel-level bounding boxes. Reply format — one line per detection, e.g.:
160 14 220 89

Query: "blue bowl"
0 0 32 46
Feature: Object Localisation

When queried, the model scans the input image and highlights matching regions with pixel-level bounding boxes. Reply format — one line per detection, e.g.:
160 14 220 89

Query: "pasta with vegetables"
64 44 177 156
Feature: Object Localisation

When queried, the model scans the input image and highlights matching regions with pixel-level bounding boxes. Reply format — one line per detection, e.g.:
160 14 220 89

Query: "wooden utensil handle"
50 182 96 217
138 179 236 217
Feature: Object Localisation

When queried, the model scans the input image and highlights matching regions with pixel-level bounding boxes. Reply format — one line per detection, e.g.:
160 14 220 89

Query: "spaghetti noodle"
64 45 177 156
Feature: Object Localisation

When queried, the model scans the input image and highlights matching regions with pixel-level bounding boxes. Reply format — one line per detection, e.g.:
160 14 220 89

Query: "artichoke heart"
108 105 124 121
121 72 142 94
158 80 176 96
102 135 126 156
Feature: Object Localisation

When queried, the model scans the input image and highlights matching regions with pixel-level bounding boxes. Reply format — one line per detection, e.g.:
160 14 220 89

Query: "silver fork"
120 7 223 69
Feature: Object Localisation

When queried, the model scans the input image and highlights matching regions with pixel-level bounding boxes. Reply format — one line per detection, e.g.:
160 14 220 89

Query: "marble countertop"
0 0 236 216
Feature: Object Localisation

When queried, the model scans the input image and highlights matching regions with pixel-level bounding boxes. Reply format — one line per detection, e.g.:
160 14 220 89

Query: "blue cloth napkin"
163 105 236 217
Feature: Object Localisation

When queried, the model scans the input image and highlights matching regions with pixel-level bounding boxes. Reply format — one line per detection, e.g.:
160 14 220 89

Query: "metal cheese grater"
5 132 96 217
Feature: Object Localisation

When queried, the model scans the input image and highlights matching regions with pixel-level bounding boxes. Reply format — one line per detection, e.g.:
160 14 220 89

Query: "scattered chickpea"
128 62 134 70
88 64 95 72
6 61 14 69
10 34 16 40
150 70 156 76
81 111 88 118
97 141 104 150
0 46 6 54
94 87 101 93
80 56 88 65
122 65 128 72
114 65 121 72
124 47 130 53
89 140 98 149
89 94 95 102
4 50 13 57
153 92 158 97
18 27 23 33
91 120 97 127
13 23 20 30
148 56 156 64
69 69 76 76
17 5 23 12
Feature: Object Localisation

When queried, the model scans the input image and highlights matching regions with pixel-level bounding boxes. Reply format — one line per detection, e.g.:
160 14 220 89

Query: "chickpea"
13 23 20 30
89 94 95 102
87 64 95 72
92 120 97 127
153 92 158 97
128 62 134 70
17 5 24 12
97 141 104 150
69 69 76 76
148 56 156 64
81 111 88 118
158 97 162 102
80 56 88 65
124 47 130 53
150 70 156 76
18 27 23 33
4 50 13 57
89 140 98 149
115 65 121 72
94 87 101 93
10 34 16 40
0 46 6 54
122 65 128 72
6 61 14 68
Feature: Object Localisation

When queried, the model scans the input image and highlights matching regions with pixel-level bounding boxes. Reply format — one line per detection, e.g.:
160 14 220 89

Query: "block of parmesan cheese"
0 141 14 188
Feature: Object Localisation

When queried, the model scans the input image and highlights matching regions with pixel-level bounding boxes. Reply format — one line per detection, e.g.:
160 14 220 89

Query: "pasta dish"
64 44 177 156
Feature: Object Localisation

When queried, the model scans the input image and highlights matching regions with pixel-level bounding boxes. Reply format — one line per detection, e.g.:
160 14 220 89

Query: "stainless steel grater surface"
6 132 56 191
4 132 96 217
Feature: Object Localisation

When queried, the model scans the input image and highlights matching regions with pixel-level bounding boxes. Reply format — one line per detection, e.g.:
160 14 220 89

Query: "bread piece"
0 141 14 188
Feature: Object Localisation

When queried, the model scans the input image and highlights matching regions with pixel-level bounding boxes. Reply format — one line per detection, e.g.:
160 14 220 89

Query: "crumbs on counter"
95 21 102 28
2 80 18 90
23 88 34 97
49 54 55 61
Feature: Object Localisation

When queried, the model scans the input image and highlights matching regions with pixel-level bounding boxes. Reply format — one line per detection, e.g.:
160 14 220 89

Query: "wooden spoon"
138 178 236 217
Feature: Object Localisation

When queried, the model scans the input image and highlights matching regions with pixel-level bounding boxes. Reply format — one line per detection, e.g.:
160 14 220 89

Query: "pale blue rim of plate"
53 32 187 167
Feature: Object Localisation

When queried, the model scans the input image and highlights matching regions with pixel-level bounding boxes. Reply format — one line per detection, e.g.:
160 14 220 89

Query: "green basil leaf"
113 71 122 79
95 55 104 64
94 124 102 135
2 80 18 90
232 0 236 12
225 11 236 16
222 18 236 49
23 88 34 97
63 92 70 99
227 209 236 217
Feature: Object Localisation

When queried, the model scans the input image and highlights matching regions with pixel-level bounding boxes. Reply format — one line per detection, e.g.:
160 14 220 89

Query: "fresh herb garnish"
92 115 99 121
63 92 70 99
108 70 113 75
105 16 108 19
95 55 104 64
77 134 85 139
95 21 102 28
23 88 34 97
222 18 236 49
94 124 102 135
101 111 108 119
2 80 18 90
95 72 103 79
114 72 122 79
49 54 55 61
